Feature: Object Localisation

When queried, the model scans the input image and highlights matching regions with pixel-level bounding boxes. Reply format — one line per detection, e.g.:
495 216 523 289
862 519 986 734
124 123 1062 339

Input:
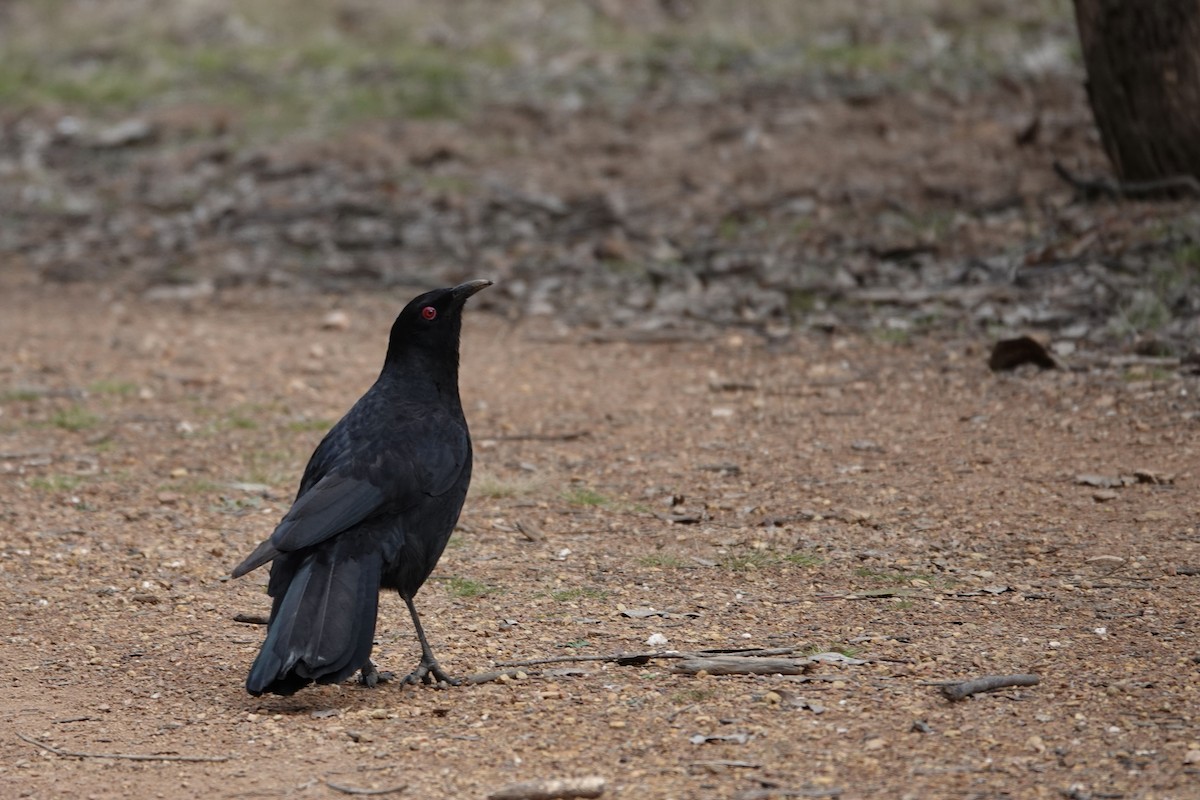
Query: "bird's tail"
246 545 382 696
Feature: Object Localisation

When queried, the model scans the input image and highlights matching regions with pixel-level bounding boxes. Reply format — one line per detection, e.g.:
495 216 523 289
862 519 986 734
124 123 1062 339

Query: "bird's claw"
358 662 395 689
402 659 461 687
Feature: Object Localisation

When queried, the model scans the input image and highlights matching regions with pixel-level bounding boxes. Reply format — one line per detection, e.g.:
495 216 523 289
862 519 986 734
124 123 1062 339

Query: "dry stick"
940 674 1040 701
17 732 229 763
1052 160 1200 199
495 647 796 668
487 776 606 800
672 656 812 676
233 613 270 625
325 780 408 796
466 669 532 685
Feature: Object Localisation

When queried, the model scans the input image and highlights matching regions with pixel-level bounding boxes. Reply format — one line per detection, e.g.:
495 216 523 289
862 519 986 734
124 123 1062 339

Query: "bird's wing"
230 473 384 577
270 472 385 552
232 408 468 578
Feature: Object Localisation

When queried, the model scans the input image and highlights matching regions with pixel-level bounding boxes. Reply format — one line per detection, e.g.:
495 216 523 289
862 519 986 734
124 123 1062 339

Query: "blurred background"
1 0 1196 354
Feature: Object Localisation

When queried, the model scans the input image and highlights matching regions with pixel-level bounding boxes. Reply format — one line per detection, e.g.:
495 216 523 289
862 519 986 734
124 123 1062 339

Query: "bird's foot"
358 661 395 689
402 658 460 687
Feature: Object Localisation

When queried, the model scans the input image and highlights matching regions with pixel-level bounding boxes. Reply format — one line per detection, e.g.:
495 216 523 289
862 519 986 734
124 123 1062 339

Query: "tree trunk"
1073 0 1200 182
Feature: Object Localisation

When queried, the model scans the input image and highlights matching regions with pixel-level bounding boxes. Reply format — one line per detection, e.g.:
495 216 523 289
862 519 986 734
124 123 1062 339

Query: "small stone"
608 720 627 729
321 310 350 331
369 708 388 719
91 117 155 147
594 234 632 262
863 737 886 751
169 467 188 478
763 691 782 705
1092 490 1118 502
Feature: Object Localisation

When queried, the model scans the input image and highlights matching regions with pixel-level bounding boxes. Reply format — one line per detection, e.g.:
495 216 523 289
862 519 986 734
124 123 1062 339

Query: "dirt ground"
2 2 1200 797
1 276 1197 800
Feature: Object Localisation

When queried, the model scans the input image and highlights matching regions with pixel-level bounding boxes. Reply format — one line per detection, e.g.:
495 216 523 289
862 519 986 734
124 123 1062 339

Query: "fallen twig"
325 779 407 796
17 732 229 763
233 613 270 625
487 776 606 800
495 647 796 668
672 656 813 676
466 669 530 684
1052 160 1200 200
940 674 1040 701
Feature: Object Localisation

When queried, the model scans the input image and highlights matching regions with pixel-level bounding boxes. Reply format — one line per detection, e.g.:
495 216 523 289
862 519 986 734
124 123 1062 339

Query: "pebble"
322 310 350 330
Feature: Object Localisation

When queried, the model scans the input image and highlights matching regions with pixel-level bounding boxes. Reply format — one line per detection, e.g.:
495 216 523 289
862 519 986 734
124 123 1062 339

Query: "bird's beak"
451 279 493 301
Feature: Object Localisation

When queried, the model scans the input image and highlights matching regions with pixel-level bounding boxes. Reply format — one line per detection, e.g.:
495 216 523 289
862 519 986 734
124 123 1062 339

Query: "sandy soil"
1 279 1197 799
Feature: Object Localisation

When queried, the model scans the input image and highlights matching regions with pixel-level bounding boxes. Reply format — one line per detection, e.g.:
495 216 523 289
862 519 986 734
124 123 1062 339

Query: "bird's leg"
401 594 460 686
358 659 394 689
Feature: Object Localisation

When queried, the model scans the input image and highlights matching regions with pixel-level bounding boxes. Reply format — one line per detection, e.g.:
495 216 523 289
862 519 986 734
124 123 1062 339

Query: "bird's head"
385 279 492 367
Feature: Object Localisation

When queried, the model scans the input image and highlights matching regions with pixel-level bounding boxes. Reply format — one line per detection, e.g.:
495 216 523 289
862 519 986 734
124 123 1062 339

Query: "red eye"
421 306 437 321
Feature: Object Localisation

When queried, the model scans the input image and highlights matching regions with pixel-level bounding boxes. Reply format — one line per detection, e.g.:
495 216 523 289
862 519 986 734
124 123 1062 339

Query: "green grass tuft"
51 406 100 432
286 418 333 433
29 474 83 492
89 380 138 397
637 552 688 569
564 487 608 507
443 576 497 598
0 389 45 403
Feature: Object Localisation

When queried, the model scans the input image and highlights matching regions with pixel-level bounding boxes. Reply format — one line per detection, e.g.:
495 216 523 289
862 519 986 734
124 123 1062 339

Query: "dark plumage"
231 279 491 696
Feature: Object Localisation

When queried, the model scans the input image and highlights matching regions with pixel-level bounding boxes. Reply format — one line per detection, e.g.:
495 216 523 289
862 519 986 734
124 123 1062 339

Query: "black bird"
231 279 491 696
